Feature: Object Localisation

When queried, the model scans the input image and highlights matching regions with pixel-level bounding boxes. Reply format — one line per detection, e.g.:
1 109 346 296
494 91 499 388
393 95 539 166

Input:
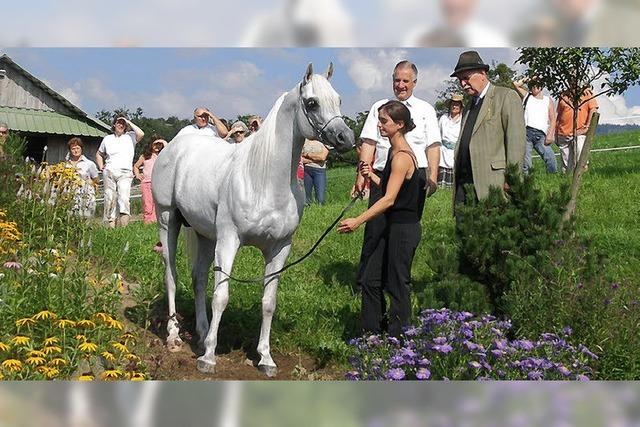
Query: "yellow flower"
78 341 98 353
127 372 145 381
74 334 87 341
25 356 46 366
43 337 59 346
76 319 96 328
27 350 46 358
78 374 94 381
43 346 62 355
2 359 23 372
106 318 124 331
94 312 111 323
10 336 30 346
111 342 129 353
49 358 68 367
125 353 140 362
0 342 10 352
101 369 123 380
37 366 60 379
0 372 4 380
55 318 76 329
33 310 57 321
101 351 116 362
121 332 136 341
15 317 36 328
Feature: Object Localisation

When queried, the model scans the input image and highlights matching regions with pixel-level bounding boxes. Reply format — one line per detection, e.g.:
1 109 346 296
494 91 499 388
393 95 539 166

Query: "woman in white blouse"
438 94 463 188
66 137 99 218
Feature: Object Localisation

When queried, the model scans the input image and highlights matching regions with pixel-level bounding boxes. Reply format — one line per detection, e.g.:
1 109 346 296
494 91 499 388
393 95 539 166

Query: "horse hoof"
196 359 216 374
166 340 183 353
259 364 278 378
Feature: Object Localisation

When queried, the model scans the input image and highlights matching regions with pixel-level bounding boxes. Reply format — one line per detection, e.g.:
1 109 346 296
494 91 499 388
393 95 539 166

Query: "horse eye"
306 99 318 109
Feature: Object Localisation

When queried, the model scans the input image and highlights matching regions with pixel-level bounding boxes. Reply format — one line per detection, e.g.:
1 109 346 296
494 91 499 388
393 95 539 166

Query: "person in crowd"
133 137 167 224
302 138 330 205
555 87 598 173
513 77 557 174
451 51 525 211
248 116 262 135
227 121 249 144
175 107 228 139
339 101 422 337
95 116 145 228
438 94 464 188
353 60 440 295
65 137 99 218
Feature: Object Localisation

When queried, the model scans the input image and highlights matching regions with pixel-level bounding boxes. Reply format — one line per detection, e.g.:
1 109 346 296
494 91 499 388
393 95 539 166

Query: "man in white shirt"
513 78 557 173
353 60 441 320
175 107 229 139
96 116 144 228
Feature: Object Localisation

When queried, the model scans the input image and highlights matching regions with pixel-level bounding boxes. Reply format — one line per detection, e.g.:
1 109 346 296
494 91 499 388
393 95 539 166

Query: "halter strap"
298 83 342 144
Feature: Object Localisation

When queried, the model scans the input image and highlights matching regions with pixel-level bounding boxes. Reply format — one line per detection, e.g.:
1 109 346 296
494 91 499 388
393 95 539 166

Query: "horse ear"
325 62 334 80
302 63 313 86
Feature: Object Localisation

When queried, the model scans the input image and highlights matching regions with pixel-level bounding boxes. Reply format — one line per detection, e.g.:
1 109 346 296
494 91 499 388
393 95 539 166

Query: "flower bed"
347 308 597 381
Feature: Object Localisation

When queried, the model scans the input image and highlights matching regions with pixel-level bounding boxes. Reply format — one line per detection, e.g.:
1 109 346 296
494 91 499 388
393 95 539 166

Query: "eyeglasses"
457 71 480 83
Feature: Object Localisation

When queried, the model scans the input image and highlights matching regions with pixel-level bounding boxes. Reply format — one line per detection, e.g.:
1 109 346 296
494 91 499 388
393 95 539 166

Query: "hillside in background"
597 123 640 135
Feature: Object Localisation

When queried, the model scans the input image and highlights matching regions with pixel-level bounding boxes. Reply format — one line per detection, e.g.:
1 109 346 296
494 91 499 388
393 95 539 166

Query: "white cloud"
596 94 640 125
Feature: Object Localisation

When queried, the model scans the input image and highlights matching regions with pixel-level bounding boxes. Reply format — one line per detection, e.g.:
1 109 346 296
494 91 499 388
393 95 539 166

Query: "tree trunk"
563 112 599 223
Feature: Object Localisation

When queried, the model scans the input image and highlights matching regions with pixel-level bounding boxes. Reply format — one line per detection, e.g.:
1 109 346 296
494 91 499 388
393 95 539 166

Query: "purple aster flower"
490 349 505 358
345 371 360 380
387 336 400 346
631 300 638 307
433 336 448 345
578 345 599 360
404 326 420 337
611 282 620 290
418 358 431 367
577 374 590 381
400 347 417 360
562 326 573 336
390 355 405 367
463 340 479 351
527 370 543 380
516 340 534 351
459 327 474 339
416 368 431 380
557 366 571 377
366 335 381 346
493 339 508 351
433 344 453 354
386 368 405 381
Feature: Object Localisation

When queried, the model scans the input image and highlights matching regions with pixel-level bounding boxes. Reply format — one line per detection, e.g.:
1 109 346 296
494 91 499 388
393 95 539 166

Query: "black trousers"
360 222 421 337
356 170 386 291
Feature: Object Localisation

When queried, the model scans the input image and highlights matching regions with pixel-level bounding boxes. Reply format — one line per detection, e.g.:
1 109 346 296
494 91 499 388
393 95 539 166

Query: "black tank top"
380 150 421 224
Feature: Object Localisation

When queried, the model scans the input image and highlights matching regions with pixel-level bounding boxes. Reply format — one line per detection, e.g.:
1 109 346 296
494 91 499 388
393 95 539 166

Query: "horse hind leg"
158 208 183 352
190 232 216 353
257 242 292 378
196 234 240 374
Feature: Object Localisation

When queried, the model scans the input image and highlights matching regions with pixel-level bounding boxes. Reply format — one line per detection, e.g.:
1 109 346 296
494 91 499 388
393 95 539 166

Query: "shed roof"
0 106 108 138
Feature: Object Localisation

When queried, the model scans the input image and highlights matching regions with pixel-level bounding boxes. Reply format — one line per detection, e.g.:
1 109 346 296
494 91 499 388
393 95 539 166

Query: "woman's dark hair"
67 137 83 149
143 135 164 159
378 100 416 134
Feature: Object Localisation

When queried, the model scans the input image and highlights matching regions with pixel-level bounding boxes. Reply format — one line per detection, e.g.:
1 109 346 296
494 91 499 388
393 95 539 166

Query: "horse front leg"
196 235 240 374
191 232 216 352
257 241 292 377
159 210 182 352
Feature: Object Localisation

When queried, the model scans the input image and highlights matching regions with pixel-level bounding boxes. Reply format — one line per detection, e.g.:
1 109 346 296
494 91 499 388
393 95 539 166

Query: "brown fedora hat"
450 51 490 77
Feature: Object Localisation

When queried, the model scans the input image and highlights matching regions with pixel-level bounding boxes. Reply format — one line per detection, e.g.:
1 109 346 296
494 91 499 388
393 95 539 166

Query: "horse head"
297 63 354 153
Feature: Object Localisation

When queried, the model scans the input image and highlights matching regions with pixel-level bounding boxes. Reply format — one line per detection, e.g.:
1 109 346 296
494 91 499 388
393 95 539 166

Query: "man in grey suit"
451 51 525 214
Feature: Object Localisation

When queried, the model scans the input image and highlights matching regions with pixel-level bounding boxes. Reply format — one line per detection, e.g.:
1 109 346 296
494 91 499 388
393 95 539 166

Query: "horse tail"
183 227 198 269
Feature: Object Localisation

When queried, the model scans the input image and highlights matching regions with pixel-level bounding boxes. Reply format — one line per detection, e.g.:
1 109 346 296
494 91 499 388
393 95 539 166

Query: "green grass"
88 131 640 368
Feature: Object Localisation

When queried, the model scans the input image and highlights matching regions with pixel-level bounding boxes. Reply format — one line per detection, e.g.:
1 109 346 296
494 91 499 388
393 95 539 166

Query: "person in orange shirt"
555 89 598 172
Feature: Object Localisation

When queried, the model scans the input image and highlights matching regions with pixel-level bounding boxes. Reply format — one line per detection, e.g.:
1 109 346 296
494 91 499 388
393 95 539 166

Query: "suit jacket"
454 84 525 201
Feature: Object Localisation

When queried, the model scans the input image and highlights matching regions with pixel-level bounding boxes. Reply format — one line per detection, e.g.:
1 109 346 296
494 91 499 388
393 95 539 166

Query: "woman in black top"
338 100 423 337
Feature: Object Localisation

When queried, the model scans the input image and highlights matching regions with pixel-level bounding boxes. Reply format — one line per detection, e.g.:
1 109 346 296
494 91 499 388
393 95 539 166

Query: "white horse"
152 63 354 376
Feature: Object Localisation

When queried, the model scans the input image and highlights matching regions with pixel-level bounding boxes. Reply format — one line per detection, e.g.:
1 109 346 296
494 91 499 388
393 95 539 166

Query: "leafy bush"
346 308 597 381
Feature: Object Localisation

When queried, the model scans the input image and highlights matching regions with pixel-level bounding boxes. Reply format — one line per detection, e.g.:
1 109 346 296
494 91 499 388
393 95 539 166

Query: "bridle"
298 82 343 144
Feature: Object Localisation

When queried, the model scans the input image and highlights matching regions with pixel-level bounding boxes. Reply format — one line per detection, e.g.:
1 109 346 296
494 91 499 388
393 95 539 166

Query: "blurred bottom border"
1 381 638 426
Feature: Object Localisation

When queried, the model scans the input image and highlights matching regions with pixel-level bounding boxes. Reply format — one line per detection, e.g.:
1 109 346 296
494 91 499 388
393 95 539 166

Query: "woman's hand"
338 217 361 233
359 162 373 178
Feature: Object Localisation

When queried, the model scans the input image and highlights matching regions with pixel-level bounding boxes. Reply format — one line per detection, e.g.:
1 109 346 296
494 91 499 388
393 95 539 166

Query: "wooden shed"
0 54 111 163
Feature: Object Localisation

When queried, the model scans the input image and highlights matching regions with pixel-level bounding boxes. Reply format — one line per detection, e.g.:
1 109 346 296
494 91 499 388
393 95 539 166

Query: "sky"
3 48 640 125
